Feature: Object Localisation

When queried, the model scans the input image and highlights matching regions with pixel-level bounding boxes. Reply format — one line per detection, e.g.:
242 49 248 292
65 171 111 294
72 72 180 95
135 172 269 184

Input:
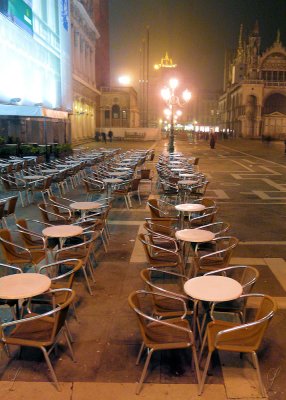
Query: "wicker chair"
199 294 277 397
128 290 201 394
0 288 76 391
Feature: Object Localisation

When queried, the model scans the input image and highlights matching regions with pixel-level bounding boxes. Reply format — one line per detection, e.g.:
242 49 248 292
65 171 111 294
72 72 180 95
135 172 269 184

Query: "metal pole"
146 26 149 128
169 104 174 153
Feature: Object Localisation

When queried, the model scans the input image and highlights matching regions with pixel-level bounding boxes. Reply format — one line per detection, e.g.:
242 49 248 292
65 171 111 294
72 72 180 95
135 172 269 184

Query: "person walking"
95 131 100 142
209 130 217 149
108 130 113 142
101 131 107 143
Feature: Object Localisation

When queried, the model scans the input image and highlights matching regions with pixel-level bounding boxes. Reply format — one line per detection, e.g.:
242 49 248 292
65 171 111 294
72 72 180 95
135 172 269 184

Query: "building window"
122 110 127 119
105 110 110 119
112 105 120 119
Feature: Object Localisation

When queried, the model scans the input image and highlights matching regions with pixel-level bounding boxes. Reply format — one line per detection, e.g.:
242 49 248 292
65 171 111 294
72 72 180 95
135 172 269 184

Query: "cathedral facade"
219 23 286 139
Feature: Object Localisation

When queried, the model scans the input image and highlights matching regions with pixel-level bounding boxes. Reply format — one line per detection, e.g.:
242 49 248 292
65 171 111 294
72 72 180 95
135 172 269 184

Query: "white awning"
0 105 68 119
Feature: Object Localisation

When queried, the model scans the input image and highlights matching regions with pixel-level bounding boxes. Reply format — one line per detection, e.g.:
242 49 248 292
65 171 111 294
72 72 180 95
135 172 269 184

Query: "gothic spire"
253 20 259 35
236 24 244 59
276 29 281 43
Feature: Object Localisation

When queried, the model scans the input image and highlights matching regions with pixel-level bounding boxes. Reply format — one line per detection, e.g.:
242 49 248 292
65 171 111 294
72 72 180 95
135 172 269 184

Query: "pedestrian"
108 130 113 142
95 131 100 142
209 130 217 149
101 131 107 143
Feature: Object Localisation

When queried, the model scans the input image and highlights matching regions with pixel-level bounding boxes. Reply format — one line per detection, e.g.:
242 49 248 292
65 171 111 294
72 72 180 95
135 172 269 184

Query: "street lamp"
161 78 191 153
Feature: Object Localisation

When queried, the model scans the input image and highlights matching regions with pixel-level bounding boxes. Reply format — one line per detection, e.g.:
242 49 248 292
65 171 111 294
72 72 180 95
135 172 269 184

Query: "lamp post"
161 78 191 153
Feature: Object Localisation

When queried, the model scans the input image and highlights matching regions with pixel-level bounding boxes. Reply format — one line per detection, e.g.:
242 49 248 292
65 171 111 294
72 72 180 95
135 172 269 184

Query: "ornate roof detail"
260 34 286 69
154 52 177 70
71 0 100 42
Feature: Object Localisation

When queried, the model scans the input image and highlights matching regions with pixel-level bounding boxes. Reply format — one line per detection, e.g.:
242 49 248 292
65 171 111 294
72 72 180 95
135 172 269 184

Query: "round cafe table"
175 203 205 229
175 228 215 272
175 228 215 243
41 169 59 174
70 201 101 217
179 173 196 178
115 167 131 171
184 275 243 339
42 225 83 248
22 175 44 180
108 171 128 177
0 273 51 300
103 178 123 196
184 275 242 302
178 179 198 186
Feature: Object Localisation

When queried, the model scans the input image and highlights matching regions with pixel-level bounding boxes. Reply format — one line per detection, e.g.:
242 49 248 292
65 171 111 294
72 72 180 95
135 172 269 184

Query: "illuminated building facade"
219 22 286 138
0 0 72 144
100 86 140 129
191 91 221 132
70 0 100 143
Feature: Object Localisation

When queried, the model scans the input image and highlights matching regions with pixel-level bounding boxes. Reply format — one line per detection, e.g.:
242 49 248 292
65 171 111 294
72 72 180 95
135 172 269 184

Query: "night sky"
109 0 286 92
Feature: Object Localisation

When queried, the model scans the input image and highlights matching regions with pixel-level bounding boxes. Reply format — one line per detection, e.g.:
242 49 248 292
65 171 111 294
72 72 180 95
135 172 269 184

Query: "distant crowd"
95 130 113 143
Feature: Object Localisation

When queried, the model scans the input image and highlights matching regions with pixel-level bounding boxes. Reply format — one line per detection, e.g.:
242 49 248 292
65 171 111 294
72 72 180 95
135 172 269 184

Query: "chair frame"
1 288 76 391
198 293 277 397
128 290 201 394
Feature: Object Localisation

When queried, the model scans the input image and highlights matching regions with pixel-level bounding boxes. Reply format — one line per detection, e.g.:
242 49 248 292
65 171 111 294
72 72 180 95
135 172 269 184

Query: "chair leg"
137 190 142 205
127 193 133 208
251 351 267 397
101 232 108 252
87 258 96 282
136 342 145 365
199 329 208 363
124 195 130 209
18 191 25 207
198 350 212 395
82 266 93 295
72 301 79 322
41 346 61 391
63 329 76 362
192 344 202 387
65 320 74 343
136 348 154 395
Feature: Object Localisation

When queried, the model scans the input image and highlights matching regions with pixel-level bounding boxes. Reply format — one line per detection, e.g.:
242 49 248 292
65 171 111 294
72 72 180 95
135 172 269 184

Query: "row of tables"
155 152 243 339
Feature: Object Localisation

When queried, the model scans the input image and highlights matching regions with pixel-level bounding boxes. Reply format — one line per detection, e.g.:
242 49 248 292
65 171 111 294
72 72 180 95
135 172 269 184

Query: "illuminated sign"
0 0 33 35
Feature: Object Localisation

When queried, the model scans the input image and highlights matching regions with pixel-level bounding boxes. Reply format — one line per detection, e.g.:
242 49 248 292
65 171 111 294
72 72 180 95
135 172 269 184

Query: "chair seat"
56 248 87 261
8 313 54 347
145 318 191 349
153 296 193 318
207 320 253 353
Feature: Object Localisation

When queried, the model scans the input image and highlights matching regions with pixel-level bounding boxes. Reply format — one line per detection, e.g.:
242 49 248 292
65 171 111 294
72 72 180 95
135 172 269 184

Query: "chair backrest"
130 178 141 191
16 218 38 246
147 199 161 218
196 221 230 237
189 209 218 227
138 233 153 263
140 169 151 180
199 236 239 267
0 201 5 219
0 262 22 276
38 202 70 223
200 198 216 208
143 221 174 237
205 265 259 294
6 195 17 214
0 228 20 261
39 259 82 296
215 294 277 352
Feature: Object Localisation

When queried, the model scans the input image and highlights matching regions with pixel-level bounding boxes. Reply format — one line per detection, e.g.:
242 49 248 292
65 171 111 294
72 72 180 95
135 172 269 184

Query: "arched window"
264 94 286 114
112 105 120 119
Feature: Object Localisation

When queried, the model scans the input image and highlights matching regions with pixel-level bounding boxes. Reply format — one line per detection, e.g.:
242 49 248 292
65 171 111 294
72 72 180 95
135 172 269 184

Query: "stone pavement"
0 136 285 399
